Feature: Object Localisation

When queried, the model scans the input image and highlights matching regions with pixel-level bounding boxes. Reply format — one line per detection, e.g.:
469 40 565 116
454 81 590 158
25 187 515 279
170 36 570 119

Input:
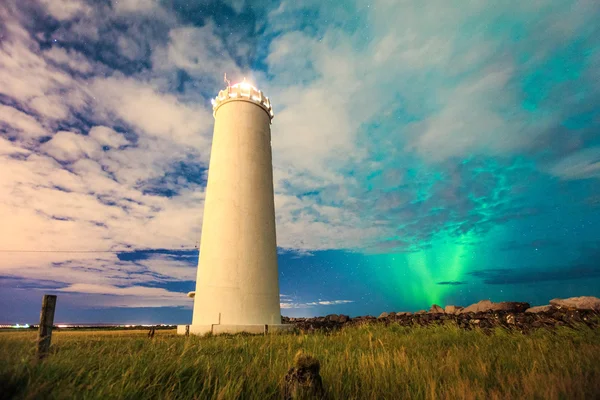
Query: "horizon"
0 294 583 326
1 0 600 325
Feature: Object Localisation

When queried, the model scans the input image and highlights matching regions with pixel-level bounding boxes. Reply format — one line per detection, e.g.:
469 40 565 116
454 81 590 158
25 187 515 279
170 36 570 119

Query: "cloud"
0 136 31 156
88 126 129 148
0 105 47 138
437 281 466 286
1 0 600 318
549 148 600 180
152 23 244 79
112 0 161 14
257 0 600 254
405 66 553 162
43 47 95 74
38 0 93 21
263 0 600 259
469 266 600 285
0 15 68 103
41 130 104 162
280 298 354 309
307 300 354 306
0 250 197 309
58 283 191 308
89 76 213 150
471 242 600 285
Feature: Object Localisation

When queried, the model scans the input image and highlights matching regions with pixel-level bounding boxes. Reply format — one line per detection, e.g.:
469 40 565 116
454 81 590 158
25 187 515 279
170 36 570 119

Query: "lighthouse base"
177 324 294 336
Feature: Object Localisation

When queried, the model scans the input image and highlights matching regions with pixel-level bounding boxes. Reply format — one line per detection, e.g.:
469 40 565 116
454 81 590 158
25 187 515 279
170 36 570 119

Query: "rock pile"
282 296 600 334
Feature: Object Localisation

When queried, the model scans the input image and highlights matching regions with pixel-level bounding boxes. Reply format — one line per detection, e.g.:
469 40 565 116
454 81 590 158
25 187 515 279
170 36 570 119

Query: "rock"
325 314 339 322
495 302 530 312
460 300 530 314
283 351 325 400
430 304 445 314
393 312 410 317
415 310 427 315
338 314 350 323
526 305 553 313
378 312 389 319
461 300 493 313
506 314 516 324
444 305 459 314
550 296 600 311
565 309 583 323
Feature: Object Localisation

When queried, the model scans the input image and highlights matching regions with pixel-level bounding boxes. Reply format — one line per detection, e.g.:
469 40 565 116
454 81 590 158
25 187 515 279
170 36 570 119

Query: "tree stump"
283 351 325 400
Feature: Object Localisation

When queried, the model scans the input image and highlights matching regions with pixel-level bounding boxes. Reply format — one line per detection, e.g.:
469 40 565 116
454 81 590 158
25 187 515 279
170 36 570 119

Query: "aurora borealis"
1 0 599 323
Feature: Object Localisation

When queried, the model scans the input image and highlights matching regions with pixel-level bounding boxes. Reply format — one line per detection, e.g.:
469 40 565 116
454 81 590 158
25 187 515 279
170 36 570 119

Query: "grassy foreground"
1 324 599 399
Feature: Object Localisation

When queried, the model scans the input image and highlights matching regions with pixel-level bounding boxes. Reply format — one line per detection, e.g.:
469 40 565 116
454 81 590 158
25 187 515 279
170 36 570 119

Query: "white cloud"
405 66 555 162
117 36 146 61
0 13 90 123
41 131 102 162
223 0 245 14
137 255 197 281
58 283 191 308
38 0 93 21
0 136 30 156
61 283 179 296
152 23 244 79
88 126 129 148
307 300 354 306
549 148 600 180
1 0 599 315
112 0 161 14
89 76 213 151
0 105 47 138
280 298 354 309
29 95 71 121
43 47 95 74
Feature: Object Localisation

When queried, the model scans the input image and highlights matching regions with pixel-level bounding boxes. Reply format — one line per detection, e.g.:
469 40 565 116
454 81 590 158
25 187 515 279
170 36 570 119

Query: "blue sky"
0 0 599 324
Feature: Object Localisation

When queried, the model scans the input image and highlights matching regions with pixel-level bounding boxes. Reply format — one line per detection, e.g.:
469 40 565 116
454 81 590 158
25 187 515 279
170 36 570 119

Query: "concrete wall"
177 324 293 336
191 99 281 327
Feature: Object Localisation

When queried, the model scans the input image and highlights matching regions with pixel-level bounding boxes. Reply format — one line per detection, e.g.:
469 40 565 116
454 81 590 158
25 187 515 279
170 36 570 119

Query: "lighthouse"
178 79 288 335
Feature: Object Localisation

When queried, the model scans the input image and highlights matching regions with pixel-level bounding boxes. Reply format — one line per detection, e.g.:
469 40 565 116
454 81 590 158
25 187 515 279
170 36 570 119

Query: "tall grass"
1 324 599 399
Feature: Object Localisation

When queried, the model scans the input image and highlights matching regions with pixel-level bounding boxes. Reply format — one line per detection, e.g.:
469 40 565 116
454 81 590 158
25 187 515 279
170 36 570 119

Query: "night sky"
1 0 599 324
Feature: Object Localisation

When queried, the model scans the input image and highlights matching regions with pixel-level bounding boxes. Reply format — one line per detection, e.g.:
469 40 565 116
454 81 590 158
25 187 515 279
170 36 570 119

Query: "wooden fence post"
37 294 57 359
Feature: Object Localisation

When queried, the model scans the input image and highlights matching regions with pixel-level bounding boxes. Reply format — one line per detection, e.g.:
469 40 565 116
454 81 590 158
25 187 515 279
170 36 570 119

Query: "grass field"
1 324 599 399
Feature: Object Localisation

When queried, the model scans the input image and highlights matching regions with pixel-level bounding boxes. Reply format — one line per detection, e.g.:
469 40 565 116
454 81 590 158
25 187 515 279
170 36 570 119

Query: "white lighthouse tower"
178 78 288 335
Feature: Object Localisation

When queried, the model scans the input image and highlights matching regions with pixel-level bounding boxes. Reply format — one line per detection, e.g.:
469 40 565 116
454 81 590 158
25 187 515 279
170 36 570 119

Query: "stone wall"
282 296 600 334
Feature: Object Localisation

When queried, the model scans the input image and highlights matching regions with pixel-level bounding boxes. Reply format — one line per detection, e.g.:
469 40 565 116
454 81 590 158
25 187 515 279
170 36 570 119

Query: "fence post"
37 294 57 359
